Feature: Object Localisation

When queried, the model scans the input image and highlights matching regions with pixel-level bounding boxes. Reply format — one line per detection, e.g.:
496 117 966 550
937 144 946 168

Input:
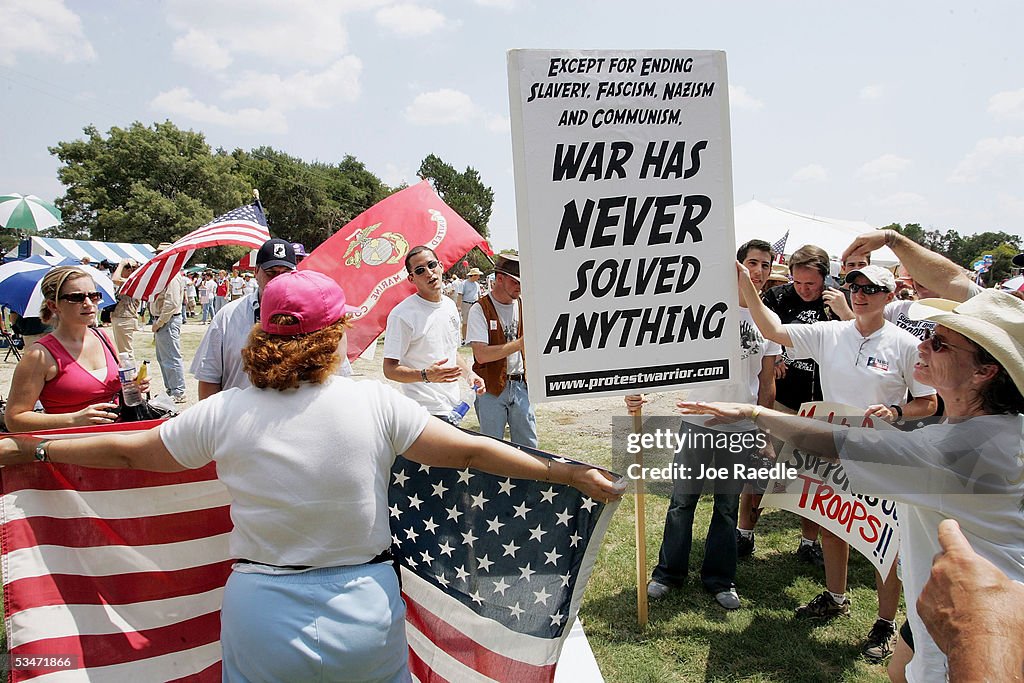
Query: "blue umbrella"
0 256 117 316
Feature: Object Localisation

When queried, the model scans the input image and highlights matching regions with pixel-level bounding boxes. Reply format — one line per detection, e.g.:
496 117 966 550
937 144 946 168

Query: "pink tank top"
37 329 121 415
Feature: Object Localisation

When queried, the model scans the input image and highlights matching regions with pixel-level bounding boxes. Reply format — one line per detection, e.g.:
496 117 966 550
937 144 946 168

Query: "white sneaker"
148 393 178 412
715 589 740 610
647 581 671 600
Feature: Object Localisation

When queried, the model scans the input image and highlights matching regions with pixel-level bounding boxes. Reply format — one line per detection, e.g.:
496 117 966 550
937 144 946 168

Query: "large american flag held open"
1 424 617 681
119 202 271 301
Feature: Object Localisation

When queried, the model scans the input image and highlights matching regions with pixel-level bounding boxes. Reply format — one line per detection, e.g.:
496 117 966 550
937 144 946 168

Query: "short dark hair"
405 245 438 273
737 239 774 262
788 244 830 278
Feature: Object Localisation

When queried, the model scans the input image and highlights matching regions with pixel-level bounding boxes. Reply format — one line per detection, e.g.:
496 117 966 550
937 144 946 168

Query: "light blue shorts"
220 563 410 683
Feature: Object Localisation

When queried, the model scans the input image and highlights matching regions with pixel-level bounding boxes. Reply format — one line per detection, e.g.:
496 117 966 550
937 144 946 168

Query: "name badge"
489 320 498 330
866 356 889 371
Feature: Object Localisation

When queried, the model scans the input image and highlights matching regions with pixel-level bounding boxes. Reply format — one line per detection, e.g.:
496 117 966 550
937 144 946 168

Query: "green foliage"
417 154 494 238
49 121 249 243
885 223 1022 280
232 147 390 250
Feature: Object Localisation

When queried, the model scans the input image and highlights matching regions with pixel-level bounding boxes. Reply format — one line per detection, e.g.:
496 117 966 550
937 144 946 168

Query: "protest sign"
507 49 739 402
761 402 901 577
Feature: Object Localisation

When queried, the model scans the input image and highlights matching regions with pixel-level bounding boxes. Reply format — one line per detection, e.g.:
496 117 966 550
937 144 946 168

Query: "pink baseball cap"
260 270 357 335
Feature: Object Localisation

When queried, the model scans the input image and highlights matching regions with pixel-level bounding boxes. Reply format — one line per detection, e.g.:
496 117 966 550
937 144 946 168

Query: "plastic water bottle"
118 352 143 406
446 380 482 426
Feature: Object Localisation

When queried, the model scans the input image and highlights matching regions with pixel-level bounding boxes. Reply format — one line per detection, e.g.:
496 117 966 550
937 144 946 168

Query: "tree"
49 121 249 244
232 147 390 250
417 154 493 238
884 223 1021 279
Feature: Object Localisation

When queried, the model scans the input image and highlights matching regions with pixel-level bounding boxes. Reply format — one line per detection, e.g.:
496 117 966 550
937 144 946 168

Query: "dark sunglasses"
412 260 440 276
59 291 104 304
848 283 888 295
922 328 974 354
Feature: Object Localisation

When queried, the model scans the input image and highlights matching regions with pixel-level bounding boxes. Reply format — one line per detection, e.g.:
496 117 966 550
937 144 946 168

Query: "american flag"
771 230 789 262
119 202 271 301
2 426 616 682
390 442 617 682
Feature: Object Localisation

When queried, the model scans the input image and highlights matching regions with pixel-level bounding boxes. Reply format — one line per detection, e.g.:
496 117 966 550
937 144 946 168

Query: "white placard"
507 49 739 402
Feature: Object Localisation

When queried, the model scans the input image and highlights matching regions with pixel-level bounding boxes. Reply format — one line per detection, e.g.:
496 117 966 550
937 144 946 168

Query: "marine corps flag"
301 180 491 360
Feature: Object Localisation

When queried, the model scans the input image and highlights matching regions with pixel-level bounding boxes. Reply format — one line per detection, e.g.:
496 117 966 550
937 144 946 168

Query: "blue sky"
2 0 1022 250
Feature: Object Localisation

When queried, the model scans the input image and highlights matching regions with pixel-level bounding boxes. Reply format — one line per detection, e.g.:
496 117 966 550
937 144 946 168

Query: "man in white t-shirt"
633 239 780 611
229 271 245 300
742 262 937 661
242 272 258 297
383 246 484 420
465 255 536 446
456 268 482 342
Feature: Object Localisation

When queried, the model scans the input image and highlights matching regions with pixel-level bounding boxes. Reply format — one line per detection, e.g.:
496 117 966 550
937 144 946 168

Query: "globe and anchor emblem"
343 222 410 268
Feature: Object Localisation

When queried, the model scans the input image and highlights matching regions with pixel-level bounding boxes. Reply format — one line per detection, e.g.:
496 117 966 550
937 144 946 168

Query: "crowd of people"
1 231 1021 681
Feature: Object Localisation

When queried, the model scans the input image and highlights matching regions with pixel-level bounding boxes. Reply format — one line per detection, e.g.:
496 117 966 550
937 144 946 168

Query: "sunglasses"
412 260 440 276
848 283 889 295
59 291 104 304
922 328 974 354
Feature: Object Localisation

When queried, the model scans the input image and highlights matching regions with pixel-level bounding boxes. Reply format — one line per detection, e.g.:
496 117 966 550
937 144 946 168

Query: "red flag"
300 181 488 359
120 202 271 300
0 421 232 681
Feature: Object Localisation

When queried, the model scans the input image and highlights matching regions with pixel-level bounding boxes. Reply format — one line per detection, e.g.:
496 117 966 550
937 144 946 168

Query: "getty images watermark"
611 417 798 494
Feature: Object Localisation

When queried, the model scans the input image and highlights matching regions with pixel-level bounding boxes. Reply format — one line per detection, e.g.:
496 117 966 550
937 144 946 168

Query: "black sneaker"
796 541 825 568
862 618 897 662
736 530 755 558
795 590 851 620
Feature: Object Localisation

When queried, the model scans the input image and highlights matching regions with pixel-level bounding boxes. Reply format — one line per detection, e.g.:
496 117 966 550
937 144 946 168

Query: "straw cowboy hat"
910 289 1024 392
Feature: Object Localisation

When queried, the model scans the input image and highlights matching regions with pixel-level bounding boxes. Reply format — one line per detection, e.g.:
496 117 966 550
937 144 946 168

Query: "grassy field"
0 331 895 681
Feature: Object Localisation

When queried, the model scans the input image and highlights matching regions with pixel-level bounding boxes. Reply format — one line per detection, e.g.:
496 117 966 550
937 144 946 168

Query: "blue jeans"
474 379 537 447
651 421 749 594
201 301 215 323
154 314 185 397
214 295 227 313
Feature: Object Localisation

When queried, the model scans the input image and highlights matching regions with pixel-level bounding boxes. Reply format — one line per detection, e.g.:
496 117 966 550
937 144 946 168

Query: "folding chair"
0 309 21 363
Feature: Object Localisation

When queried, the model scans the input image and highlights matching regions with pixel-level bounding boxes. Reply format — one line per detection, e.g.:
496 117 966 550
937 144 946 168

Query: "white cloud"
165 0 383 67
485 115 511 133
858 154 912 181
988 88 1024 120
948 136 1024 183
860 84 884 100
791 164 829 183
150 87 288 134
172 30 232 71
472 0 519 8
0 0 95 66
375 4 447 36
380 162 415 188
872 192 927 210
729 85 764 111
223 57 363 111
405 89 480 125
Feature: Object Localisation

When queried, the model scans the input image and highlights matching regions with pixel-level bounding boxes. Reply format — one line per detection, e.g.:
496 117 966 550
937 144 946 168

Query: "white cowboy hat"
910 289 1024 393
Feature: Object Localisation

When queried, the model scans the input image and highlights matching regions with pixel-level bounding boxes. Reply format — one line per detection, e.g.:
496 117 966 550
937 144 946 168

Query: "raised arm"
737 263 792 347
842 229 976 302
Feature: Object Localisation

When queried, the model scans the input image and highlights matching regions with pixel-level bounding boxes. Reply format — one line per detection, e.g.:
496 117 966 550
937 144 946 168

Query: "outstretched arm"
842 230 976 302
0 428 186 472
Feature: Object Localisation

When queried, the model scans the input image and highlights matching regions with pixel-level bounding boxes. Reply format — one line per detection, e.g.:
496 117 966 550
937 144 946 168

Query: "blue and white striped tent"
8 236 156 264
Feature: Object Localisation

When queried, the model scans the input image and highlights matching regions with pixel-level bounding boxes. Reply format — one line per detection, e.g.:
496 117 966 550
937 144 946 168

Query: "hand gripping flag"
300 181 491 360
119 202 271 301
0 421 232 681
2 424 614 682
389 438 618 683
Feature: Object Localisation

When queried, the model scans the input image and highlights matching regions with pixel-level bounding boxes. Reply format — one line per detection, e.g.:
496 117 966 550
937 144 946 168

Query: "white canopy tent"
734 200 897 266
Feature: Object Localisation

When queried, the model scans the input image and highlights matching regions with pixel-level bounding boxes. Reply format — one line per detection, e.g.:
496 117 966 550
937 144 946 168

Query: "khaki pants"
112 317 140 357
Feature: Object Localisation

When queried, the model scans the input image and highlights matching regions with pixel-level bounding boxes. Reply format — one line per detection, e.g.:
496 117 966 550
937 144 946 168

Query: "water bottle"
118 352 143 406
446 380 482 426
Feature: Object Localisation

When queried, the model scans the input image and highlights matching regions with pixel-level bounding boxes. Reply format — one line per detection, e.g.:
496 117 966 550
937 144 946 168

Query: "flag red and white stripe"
120 202 270 301
1 421 232 682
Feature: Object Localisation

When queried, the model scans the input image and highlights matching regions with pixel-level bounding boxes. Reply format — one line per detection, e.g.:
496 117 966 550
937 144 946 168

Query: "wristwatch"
34 440 51 463
889 404 904 425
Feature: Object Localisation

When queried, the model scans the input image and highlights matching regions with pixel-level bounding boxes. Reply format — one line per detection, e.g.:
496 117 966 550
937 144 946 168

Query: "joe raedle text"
625 461 799 483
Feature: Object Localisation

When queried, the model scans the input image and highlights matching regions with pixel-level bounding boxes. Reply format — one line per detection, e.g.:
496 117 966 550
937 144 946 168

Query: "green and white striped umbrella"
0 193 62 231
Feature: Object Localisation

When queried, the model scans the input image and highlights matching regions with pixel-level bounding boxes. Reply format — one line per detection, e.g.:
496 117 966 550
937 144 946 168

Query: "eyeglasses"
58 291 104 304
848 283 889 295
412 260 440 276
922 328 975 354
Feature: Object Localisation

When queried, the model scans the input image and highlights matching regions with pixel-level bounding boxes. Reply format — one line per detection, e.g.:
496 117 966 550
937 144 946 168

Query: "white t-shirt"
383 294 462 414
466 296 524 375
460 279 480 304
161 377 429 567
786 319 935 408
230 276 245 297
243 278 258 296
837 416 1024 683
884 300 934 340
191 292 352 390
684 307 781 431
